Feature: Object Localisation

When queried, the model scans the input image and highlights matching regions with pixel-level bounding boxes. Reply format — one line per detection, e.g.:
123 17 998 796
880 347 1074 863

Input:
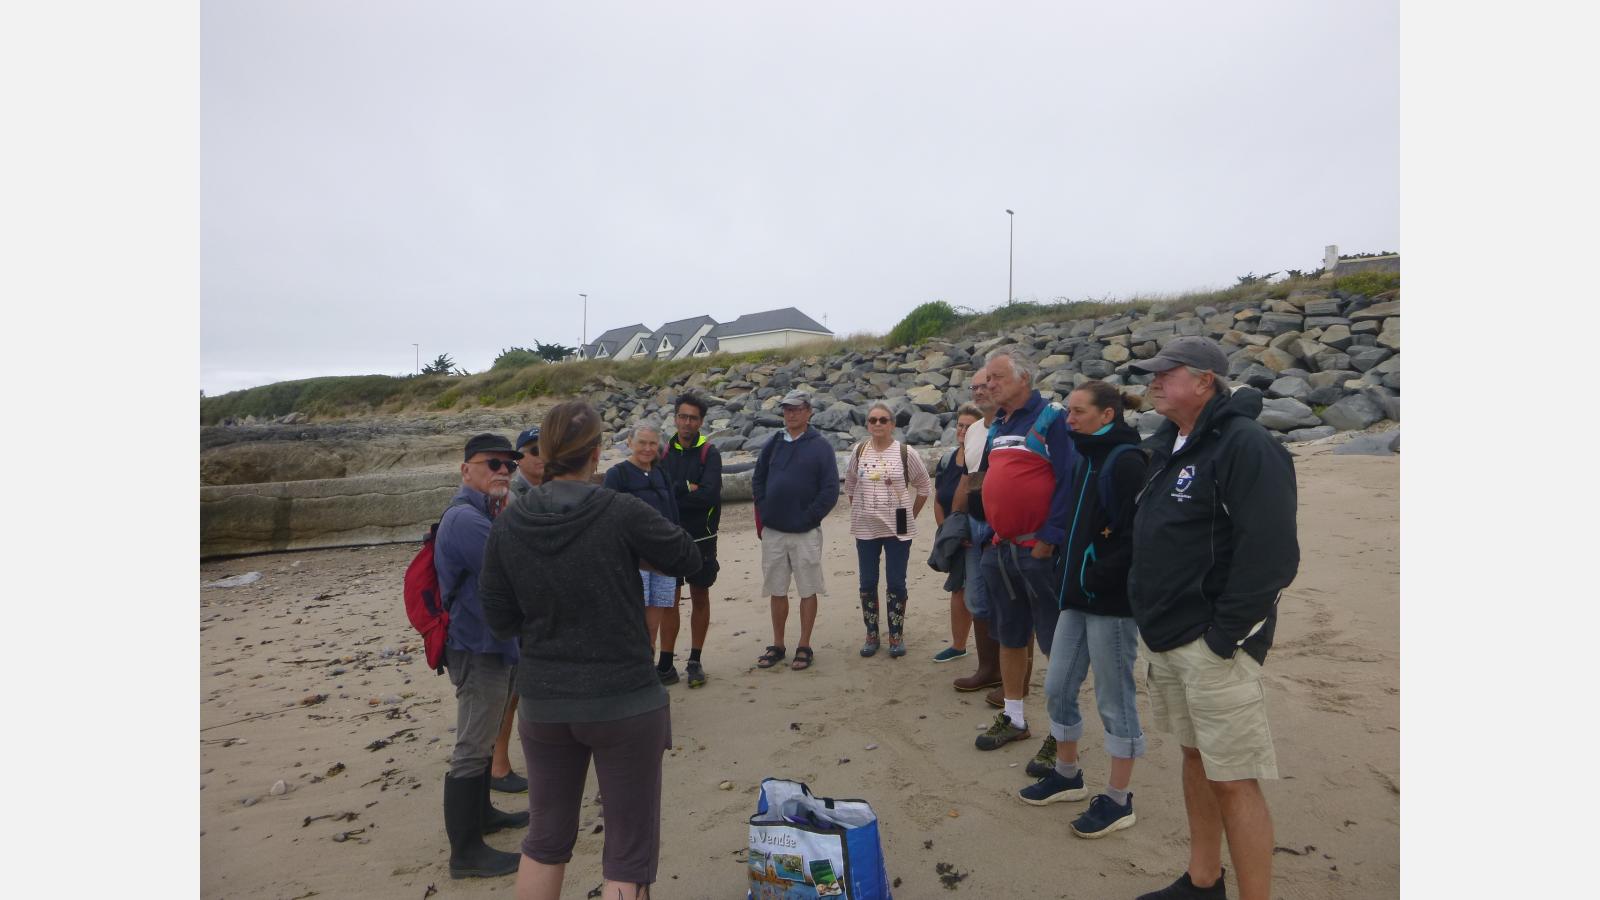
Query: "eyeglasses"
474 457 519 473
674 412 702 421
866 416 891 425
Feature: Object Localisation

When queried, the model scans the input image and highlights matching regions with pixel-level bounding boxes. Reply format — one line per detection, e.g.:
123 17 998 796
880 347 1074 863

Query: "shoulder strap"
1025 402 1063 458
700 441 710 464
1096 444 1143 531
853 440 866 466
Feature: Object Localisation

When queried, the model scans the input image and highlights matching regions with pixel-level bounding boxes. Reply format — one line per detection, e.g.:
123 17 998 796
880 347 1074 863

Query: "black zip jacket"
1128 387 1299 665
1058 420 1147 618
660 433 722 540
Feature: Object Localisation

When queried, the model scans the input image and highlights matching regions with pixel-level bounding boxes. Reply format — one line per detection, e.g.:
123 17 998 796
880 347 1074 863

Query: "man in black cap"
508 425 543 500
1124 338 1298 900
434 433 529 879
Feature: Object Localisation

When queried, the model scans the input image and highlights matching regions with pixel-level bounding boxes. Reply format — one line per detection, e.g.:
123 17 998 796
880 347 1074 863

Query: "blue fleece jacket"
435 485 520 665
752 427 840 533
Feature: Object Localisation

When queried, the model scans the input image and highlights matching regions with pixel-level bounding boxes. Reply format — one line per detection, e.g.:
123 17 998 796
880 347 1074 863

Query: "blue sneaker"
1016 768 1088 806
1071 793 1137 838
931 646 968 663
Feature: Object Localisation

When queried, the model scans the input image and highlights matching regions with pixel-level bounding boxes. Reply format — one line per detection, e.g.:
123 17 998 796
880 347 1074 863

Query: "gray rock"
1131 320 1177 343
1377 318 1400 350
1256 312 1304 338
744 428 778 452
1303 297 1342 316
1287 425 1337 442
1304 385 1347 407
1038 354 1071 369
1257 398 1322 432
1136 411 1168 436
1350 301 1400 321
1080 360 1114 379
1320 394 1384 431
1333 430 1400 456
905 411 942 444
1319 324 1354 351
1237 363 1278 390
916 371 950 388
1174 317 1204 337
1348 346 1395 372
1351 320 1381 335
1101 343 1132 364
1362 386 1401 422
710 435 746 453
1267 376 1312 401
1309 351 1353 373
810 403 855 432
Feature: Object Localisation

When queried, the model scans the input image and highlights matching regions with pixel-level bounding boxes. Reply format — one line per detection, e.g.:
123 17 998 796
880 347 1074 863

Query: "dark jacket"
660 433 722 540
479 480 701 723
434 485 519 665
1128 387 1299 665
752 427 840 534
1058 421 1147 618
602 459 679 526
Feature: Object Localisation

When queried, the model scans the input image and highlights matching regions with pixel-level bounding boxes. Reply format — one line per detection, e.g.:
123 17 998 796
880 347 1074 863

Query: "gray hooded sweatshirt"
480 479 701 723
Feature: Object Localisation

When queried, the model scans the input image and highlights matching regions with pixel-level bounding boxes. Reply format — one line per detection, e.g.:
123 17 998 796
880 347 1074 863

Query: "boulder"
1237 363 1278 390
710 436 747 453
1174 317 1204 337
1320 394 1384 432
1257 347 1300 373
1267 375 1312 401
916 371 950 388
1038 354 1072 369
1131 320 1177 343
1256 312 1305 338
1101 343 1132 364
919 352 954 372
905 411 942 444
1363 386 1401 422
1377 318 1400 350
1136 410 1168 436
1303 297 1342 317
1080 359 1114 379
1333 430 1400 456
1287 425 1337 442
810 403 856 432
1309 350 1353 373
1348 346 1396 372
1092 318 1132 339
1257 398 1322 432
745 428 778 451
1267 330 1303 351
1319 324 1354 351
907 384 947 412
1132 340 1160 359
1350 301 1400 321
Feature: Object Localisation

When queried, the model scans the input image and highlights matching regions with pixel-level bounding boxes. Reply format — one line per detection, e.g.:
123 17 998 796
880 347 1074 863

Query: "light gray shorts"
760 527 826 598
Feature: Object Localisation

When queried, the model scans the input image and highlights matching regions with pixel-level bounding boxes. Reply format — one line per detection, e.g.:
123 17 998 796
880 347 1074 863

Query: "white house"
708 307 833 354
574 307 833 361
576 324 652 361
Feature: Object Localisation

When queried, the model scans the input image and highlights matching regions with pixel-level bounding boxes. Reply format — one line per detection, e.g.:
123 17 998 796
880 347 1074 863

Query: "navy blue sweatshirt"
752 427 840 533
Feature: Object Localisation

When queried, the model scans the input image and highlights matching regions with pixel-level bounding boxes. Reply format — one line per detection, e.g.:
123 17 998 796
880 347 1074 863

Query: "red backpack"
403 497 471 675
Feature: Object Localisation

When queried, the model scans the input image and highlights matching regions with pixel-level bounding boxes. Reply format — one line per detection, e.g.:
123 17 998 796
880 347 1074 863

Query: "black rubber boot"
482 771 530 835
859 590 881 656
444 773 520 879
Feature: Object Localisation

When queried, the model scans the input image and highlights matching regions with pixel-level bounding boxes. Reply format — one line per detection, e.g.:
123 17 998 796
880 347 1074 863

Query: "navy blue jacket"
435 485 520 665
602 460 679 526
752 427 840 533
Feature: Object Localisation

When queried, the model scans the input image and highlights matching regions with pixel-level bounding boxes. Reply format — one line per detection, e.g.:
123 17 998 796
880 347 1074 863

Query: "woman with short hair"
603 422 684 677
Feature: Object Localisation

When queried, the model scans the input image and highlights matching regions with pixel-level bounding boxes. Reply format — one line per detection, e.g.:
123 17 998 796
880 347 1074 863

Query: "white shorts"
760 527 826 599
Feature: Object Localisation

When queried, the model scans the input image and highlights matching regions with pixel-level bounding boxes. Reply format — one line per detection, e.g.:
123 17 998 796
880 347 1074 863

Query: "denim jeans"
1044 609 1146 759
981 540 1063 653
855 537 911 595
962 518 994 620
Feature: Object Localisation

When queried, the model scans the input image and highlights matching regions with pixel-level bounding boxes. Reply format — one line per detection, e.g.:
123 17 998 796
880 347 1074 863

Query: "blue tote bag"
746 778 891 900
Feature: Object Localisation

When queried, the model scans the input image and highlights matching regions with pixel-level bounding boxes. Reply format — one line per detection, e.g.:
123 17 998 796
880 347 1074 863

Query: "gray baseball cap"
779 389 812 408
1129 336 1229 376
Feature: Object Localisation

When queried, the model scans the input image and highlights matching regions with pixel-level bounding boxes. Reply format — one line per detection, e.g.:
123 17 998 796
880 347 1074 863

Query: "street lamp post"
1005 209 1015 305
412 343 419 375
579 293 588 348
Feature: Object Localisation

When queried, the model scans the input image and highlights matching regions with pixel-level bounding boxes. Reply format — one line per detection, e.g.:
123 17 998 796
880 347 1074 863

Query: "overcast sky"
200 0 1397 394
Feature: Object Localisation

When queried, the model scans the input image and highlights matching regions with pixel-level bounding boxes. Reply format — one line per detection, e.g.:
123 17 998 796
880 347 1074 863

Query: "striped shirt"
844 440 932 541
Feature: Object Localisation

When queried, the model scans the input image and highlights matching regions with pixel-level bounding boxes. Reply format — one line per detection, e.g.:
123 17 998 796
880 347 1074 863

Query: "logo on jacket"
1174 465 1196 494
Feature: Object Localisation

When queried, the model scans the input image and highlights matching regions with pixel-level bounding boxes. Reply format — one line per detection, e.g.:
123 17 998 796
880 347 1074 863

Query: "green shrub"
492 347 542 370
887 301 965 346
434 388 461 410
1332 271 1400 297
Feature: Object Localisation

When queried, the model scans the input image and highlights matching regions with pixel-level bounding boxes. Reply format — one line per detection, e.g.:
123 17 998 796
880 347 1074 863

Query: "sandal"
757 645 786 669
790 646 814 671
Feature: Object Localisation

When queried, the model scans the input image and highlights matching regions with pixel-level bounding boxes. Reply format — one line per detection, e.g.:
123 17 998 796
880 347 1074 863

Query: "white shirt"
1173 433 1189 453
963 417 993 470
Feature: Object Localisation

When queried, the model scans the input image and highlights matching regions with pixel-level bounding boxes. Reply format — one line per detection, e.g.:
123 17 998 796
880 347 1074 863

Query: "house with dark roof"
572 307 832 362
708 307 833 353
575 323 652 361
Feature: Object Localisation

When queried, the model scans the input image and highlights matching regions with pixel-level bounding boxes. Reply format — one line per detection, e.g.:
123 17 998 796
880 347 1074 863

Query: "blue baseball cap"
515 426 541 451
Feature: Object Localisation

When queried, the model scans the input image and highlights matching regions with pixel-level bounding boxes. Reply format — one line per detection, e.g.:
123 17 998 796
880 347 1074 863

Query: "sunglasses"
474 457 519 473
866 416 891 425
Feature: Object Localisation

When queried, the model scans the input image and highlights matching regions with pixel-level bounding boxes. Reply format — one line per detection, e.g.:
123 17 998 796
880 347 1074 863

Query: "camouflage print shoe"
975 712 1032 751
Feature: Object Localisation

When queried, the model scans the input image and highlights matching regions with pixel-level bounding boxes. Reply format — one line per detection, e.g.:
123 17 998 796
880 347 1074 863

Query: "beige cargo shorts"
1141 634 1279 782
760 527 826 598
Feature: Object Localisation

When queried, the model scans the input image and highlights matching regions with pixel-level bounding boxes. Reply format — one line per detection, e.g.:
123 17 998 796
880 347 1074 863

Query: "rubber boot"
859 590 881 656
954 618 1002 692
482 770 529 835
444 772 520 879
886 590 909 657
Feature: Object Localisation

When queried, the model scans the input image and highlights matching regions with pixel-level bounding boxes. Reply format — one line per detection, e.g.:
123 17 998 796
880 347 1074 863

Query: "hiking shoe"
489 770 527 794
1135 870 1227 899
658 665 680 685
1017 768 1088 805
974 712 1031 751
685 660 706 688
931 646 968 663
1025 736 1058 778
1071 793 1136 838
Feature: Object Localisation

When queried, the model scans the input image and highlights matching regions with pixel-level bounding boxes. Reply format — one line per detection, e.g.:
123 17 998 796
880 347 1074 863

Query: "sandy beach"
199 446 1398 899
